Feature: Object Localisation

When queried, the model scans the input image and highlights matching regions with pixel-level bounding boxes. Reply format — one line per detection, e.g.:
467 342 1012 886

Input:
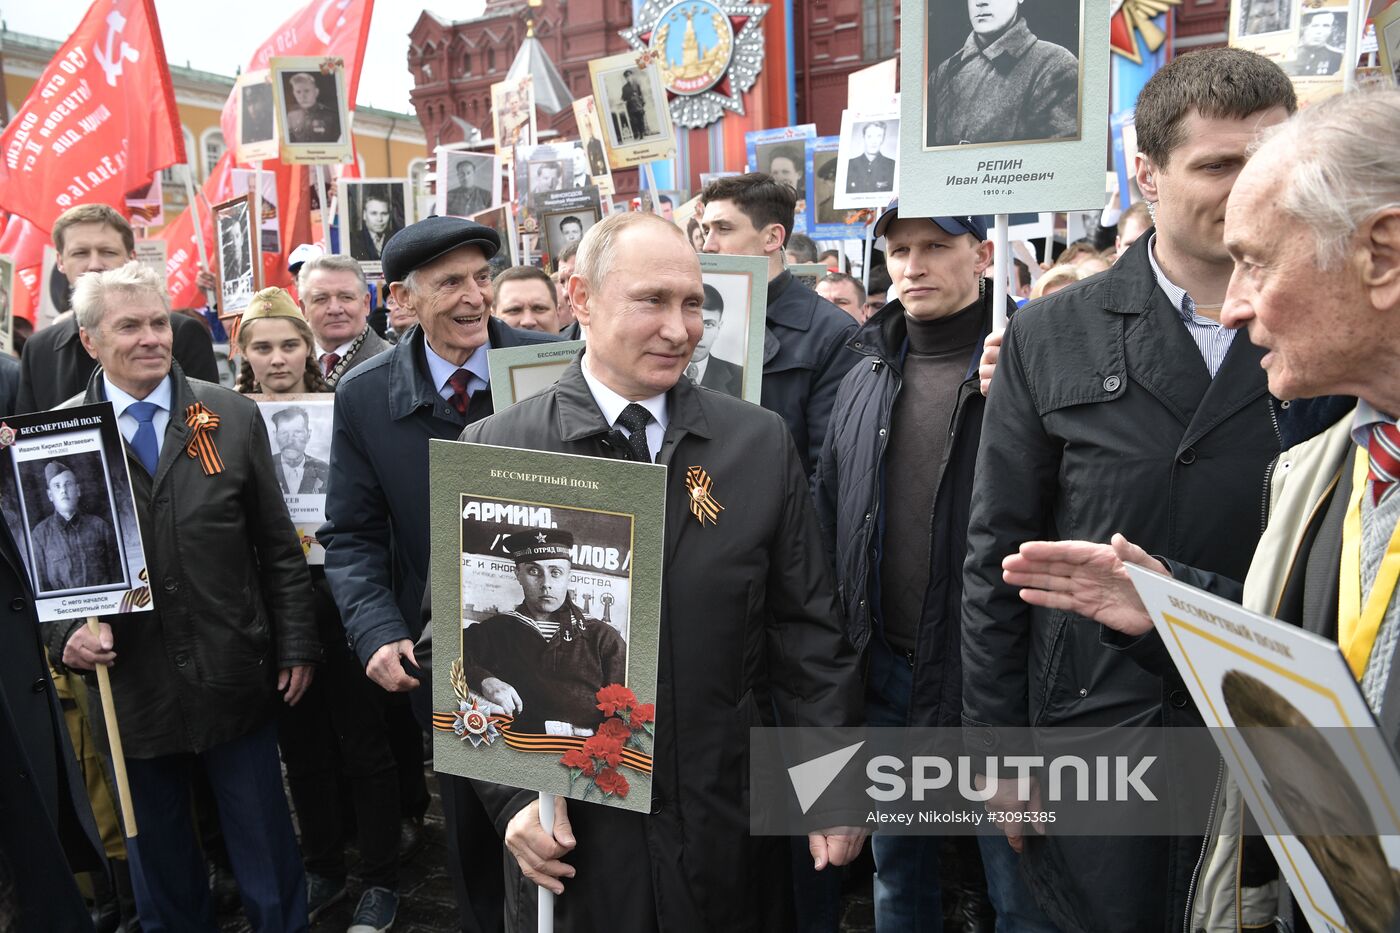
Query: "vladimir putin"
30 460 121 592
686 283 743 397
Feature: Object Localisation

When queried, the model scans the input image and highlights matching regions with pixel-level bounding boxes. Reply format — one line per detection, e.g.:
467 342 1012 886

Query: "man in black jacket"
319 216 557 933
698 173 860 476
51 261 317 931
464 211 863 932
962 48 1300 932
18 204 218 414
815 205 1041 933
0 517 104 933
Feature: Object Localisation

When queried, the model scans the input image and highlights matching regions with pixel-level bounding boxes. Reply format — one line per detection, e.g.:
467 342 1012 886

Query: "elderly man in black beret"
319 216 557 933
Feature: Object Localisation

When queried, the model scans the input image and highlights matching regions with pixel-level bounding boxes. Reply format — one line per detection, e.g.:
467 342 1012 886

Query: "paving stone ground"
216 764 875 932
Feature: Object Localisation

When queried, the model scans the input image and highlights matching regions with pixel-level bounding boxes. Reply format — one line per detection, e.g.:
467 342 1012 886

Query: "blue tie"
128 401 161 476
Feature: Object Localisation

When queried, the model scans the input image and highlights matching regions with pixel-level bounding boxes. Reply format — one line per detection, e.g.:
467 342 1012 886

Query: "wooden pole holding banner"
181 168 209 280
538 791 555 933
862 221 875 292
992 213 1010 331
1343 0 1362 92
316 166 333 252
87 616 137 837
252 161 265 265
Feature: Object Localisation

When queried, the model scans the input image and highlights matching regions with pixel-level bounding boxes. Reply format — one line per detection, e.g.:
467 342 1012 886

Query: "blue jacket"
320 320 557 667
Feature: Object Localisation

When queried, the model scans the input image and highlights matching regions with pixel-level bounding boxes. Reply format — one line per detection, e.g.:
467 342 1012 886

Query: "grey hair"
574 212 688 289
297 253 368 292
71 260 169 332
1256 88 1400 269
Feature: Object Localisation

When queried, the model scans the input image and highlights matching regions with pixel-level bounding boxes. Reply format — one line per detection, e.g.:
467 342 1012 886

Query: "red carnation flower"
560 748 591 770
596 684 638 717
629 703 655 729
598 718 631 742
582 733 624 768
595 766 630 798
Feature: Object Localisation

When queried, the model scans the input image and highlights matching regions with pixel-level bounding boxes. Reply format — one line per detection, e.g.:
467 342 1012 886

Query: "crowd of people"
2 42 1399 933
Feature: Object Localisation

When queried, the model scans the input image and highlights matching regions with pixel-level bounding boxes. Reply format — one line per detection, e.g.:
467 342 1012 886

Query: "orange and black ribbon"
431 712 654 775
183 403 224 476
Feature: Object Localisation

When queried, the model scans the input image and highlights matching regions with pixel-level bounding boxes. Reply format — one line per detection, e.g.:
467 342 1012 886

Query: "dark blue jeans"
867 636 943 932
976 836 1060 933
124 722 307 932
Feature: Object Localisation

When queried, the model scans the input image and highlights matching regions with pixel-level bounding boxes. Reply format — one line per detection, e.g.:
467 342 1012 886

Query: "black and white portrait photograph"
235 71 277 162
923 0 1082 148
588 54 678 169
833 111 902 210
270 56 352 164
758 140 806 197
215 195 258 315
1383 4 1400 86
20 454 124 595
529 157 577 203
812 146 843 226
572 96 616 195
457 499 633 736
337 179 410 275
0 257 12 355
438 149 500 218
0 405 151 620
491 75 536 163
471 204 520 266
1283 8 1347 76
543 209 598 260
254 396 333 564
1236 0 1292 36
693 255 767 404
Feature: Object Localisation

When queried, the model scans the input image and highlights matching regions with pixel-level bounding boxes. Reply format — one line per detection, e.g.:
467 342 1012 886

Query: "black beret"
381 216 501 285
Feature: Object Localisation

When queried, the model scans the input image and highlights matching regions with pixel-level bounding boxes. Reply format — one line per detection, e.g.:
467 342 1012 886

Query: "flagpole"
861 220 874 292
252 160 265 271
992 213 1009 330
182 167 210 283
316 165 333 252
87 616 137 837
538 791 555 933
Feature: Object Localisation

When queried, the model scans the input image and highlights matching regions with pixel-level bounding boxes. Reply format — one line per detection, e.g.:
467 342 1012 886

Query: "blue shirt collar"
422 336 490 393
103 374 172 418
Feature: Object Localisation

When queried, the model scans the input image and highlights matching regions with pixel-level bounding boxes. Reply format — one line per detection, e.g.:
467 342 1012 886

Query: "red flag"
0 0 183 233
0 214 52 320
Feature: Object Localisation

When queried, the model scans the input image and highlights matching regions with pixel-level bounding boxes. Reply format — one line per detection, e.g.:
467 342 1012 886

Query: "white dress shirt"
580 354 668 458
105 374 173 457
423 338 491 401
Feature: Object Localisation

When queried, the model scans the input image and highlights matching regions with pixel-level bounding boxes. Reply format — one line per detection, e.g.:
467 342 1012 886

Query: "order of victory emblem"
622 0 769 129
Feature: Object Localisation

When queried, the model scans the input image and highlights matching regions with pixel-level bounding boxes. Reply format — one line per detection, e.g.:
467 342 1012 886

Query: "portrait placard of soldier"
588 53 678 169
270 56 352 165
0 403 150 619
430 441 665 812
747 125 816 235
491 75 537 165
337 179 410 276
694 253 769 404
214 195 260 316
252 396 333 564
1282 8 1347 76
1235 0 1292 37
833 108 902 210
235 70 278 163
923 0 1081 149
542 208 599 261
437 149 500 218
571 95 617 196
806 135 867 239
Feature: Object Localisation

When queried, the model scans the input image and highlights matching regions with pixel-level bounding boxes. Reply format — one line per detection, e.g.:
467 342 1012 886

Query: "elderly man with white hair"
44 261 318 932
997 89 1400 931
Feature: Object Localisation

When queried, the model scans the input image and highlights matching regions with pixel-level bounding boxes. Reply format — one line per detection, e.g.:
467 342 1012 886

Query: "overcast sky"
1 1 487 113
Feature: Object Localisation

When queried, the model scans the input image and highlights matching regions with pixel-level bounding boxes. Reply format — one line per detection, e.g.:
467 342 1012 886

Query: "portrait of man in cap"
28 458 122 593
459 529 626 736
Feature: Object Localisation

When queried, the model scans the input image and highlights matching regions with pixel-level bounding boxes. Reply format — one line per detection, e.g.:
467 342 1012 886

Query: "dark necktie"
321 352 341 378
447 369 473 417
616 403 653 463
128 401 160 475
1369 422 1400 506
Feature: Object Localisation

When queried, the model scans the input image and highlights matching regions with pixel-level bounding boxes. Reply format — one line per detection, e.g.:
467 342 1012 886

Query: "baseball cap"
873 199 988 242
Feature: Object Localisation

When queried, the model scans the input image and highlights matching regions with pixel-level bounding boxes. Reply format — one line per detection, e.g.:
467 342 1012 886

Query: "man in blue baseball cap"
319 215 558 933
814 199 1049 932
